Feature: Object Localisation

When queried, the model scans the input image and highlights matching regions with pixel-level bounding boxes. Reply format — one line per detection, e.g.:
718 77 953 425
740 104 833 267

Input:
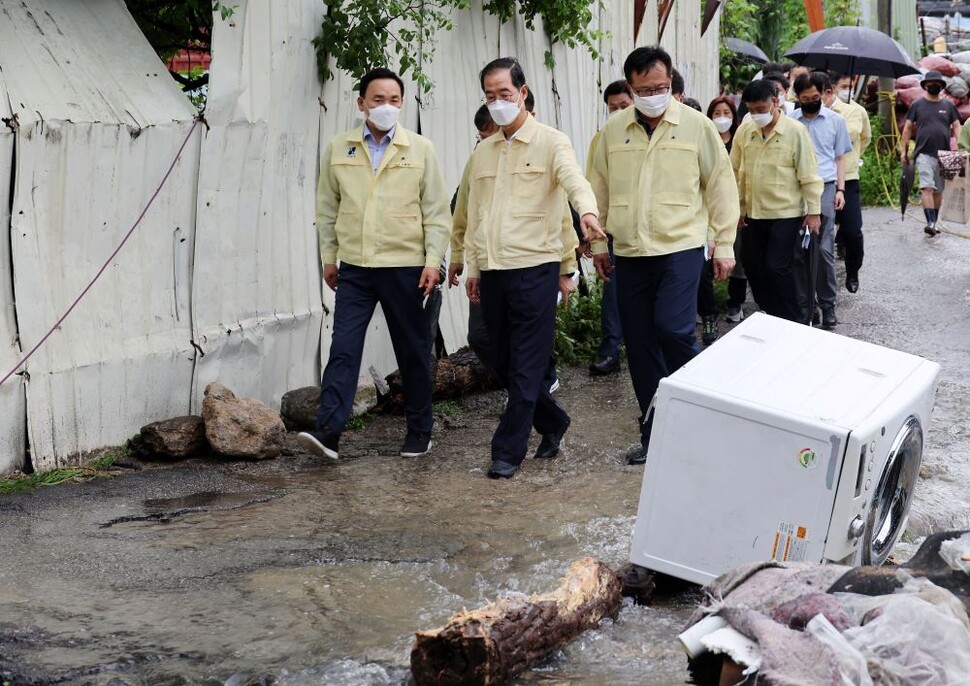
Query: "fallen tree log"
410 557 622 686
378 346 501 413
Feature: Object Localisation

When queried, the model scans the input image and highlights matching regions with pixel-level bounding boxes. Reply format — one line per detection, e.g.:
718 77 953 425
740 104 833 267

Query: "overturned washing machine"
629 313 940 586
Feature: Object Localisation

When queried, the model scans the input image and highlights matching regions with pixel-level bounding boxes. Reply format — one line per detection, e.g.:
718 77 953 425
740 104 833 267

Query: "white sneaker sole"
400 440 432 458
297 432 339 460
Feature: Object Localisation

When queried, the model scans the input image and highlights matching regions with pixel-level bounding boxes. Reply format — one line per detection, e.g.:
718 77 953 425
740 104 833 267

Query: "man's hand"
418 267 440 297
323 263 339 291
578 242 593 259
558 274 576 307
738 215 748 229
580 213 606 242
448 262 463 288
706 239 716 261
804 214 821 235
834 190 846 211
900 150 909 165
466 277 480 305
593 252 613 281
712 257 735 282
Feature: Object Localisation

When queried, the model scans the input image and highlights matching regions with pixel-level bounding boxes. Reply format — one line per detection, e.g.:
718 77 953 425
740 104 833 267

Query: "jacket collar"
347 124 411 147
486 111 539 147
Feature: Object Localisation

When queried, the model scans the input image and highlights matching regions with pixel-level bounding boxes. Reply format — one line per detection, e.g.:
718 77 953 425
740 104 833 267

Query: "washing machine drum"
863 415 924 565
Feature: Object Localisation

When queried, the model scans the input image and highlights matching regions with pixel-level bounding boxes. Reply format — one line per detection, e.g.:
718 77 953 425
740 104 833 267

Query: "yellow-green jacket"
587 100 739 259
460 114 597 278
317 125 451 269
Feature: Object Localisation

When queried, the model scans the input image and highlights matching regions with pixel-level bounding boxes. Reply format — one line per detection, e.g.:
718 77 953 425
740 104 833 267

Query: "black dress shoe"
626 445 648 465
487 460 518 479
534 418 570 459
845 276 859 293
589 355 621 375
821 307 838 330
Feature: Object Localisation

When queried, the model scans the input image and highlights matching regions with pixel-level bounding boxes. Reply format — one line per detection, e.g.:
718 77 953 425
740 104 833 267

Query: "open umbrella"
785 26 920 77
900 160 915 217
725 37 769 64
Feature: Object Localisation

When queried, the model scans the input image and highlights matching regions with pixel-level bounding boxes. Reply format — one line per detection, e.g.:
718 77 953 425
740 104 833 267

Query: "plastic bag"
919 55 962 76
948 75 970 99
939 531 970 573
835 576 970 685
805 614 873 686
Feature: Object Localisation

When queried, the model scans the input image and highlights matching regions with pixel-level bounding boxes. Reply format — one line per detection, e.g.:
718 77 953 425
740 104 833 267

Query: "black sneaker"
400 431 432 458
701 315 719 345
534 418 570 459
297 430 339 460
924 224 940 236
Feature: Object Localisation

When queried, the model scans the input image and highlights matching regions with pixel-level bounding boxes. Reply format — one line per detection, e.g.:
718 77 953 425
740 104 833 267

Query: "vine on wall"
313 0 606 93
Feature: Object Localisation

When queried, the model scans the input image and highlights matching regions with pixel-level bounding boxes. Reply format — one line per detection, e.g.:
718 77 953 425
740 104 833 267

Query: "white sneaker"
725 306 744 323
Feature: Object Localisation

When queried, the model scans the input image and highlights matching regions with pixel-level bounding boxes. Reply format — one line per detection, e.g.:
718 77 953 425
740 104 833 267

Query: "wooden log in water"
410 557 622 686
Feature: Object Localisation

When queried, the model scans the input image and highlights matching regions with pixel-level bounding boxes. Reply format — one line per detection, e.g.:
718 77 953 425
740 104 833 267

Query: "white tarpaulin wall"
0 0 200 470
0 0 719 474
190 0 326 411
0 69 25 475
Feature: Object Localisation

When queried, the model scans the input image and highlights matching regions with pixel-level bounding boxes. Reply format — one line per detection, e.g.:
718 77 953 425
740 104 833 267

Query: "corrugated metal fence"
0 0 719 474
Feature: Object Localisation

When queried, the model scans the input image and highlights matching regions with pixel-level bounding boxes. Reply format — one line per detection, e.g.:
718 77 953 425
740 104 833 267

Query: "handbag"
937 150 967 179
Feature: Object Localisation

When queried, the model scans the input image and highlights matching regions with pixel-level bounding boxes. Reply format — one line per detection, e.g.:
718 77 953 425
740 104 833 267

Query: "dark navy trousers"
615 249 704 448
316 263 432 435
741 217 817 325
598 237 622 359
479 262 569 465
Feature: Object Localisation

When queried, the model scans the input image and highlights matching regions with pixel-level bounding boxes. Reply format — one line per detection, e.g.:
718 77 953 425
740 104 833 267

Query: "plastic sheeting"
0 69 25 475
0 0 199 469
190 0 326 411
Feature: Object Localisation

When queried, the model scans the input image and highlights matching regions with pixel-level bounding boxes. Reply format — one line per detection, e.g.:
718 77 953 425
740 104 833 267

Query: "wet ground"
1 208 968 685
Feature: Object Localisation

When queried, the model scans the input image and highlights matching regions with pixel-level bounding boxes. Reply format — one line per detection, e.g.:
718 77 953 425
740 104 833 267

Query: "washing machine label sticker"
772 522 809 562
797 448 818 470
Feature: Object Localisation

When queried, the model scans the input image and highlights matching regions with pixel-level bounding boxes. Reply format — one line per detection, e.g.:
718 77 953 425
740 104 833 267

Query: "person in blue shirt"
792 71 852 331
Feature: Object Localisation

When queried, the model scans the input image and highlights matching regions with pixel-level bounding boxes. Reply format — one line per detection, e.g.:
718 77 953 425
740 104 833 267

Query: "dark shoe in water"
487 460 518 479
297 430 340 460
534 419 570 459
845 276 859 293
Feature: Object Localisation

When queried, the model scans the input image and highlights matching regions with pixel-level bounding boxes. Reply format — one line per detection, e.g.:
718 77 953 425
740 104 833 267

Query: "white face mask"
750 111 774 129
367 103 401 132
633 91 672 119
713 116 733 133
487 98 521 127
838 89 851 103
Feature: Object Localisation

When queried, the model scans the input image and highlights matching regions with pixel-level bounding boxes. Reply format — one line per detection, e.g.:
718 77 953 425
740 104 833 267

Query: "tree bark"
410 557 622 686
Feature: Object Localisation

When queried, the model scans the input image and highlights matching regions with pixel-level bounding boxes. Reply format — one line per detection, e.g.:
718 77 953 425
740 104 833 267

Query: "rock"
279 384 378 431
280 386 319 431
140 416 208 459
201 383 285 459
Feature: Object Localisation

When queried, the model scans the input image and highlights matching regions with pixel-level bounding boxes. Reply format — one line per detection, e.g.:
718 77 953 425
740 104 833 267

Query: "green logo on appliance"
798 448 817 469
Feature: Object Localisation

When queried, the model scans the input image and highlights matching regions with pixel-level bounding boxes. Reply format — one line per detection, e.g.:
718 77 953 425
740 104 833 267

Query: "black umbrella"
725 37 769 64
900 160 915 217
785 26 920 77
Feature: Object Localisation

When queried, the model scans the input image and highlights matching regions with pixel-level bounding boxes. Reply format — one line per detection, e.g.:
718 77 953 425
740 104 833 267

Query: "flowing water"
1 209 968 685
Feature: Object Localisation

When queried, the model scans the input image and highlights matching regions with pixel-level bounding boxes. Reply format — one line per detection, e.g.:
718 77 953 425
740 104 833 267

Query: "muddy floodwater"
1 208 968 685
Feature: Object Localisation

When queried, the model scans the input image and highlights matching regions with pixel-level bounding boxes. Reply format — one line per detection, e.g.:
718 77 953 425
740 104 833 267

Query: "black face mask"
926 84 943 96
799 99 822 115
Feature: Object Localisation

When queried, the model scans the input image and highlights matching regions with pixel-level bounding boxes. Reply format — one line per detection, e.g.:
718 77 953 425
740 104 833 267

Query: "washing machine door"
863 415 923 565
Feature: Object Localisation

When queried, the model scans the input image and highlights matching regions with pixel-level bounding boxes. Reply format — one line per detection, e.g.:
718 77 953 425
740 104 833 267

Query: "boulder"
201 383 285 459
280 386 319 431
140 416 208 459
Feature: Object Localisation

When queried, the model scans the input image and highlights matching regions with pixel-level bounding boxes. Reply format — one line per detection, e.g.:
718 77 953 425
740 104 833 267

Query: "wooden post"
878 0 895 136
411 558 622 686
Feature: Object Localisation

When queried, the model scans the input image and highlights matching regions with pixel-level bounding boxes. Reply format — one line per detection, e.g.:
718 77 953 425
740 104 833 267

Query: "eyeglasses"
483 93 519 105
633 85 670 97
